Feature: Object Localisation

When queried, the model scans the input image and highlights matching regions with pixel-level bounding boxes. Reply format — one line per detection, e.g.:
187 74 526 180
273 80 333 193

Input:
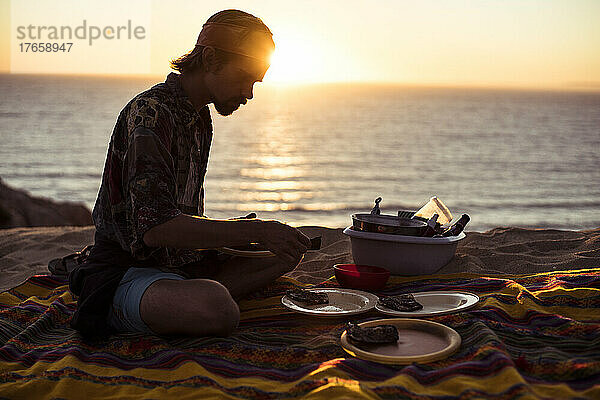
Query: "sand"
0 225 599 291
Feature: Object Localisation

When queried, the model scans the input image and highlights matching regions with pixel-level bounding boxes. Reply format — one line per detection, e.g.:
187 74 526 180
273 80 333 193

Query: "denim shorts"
106 267 185 335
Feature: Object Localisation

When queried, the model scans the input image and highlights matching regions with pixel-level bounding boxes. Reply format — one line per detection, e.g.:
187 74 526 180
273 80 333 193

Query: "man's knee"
140 278 240 337
199 280 240 336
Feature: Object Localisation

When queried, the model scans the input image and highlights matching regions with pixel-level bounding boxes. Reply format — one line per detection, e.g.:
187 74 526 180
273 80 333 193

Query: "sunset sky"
1 0 599 89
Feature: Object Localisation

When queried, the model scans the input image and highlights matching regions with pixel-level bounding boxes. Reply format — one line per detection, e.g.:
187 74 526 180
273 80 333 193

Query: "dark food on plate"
286 289 329 306
378 294 424 312
346 322 399 344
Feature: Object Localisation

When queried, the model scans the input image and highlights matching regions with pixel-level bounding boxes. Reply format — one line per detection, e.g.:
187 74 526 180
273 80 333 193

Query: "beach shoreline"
1 225 598 291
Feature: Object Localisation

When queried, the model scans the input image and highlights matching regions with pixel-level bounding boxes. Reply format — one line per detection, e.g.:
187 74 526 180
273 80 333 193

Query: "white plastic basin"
342 227 466 276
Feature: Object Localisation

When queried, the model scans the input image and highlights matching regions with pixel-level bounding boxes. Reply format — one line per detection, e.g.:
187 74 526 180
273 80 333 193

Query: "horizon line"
1 71 600 93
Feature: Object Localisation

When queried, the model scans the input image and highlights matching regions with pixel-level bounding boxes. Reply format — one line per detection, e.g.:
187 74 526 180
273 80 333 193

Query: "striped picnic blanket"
0 269 599 399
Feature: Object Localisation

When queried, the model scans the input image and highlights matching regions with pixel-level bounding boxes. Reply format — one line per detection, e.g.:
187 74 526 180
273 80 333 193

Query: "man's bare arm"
143 214 260 249
143 214 311 266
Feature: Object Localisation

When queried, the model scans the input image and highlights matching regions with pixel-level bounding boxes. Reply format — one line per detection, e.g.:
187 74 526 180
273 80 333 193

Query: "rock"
0 177 93 228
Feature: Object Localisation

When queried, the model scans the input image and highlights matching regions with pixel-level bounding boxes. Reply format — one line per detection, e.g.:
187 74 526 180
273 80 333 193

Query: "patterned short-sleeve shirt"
92 72 213 269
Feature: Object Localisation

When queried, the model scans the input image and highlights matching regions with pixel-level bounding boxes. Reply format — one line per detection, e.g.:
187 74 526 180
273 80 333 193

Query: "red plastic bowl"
334 264 390 291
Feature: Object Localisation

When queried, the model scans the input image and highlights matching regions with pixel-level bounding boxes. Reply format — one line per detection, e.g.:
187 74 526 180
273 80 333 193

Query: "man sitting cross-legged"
69 9 311 338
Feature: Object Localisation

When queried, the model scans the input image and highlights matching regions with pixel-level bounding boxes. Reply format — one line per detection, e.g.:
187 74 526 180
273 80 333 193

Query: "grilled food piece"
286 289 329 306
378 294 423 312
346 322 399 344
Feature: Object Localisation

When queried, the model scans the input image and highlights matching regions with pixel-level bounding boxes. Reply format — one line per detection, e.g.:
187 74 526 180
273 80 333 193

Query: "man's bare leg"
139 255 299 336
140 278 240 336
211 254 300 300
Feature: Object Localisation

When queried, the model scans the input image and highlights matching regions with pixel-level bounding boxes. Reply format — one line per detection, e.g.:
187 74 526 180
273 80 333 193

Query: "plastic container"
334 264 390 291
342 227 465 275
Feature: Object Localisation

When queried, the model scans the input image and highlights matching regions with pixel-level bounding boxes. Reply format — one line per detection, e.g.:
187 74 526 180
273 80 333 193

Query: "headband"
195 22 275 62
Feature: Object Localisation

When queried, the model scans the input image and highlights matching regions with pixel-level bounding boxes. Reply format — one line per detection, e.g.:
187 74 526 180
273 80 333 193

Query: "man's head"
171 10 274 116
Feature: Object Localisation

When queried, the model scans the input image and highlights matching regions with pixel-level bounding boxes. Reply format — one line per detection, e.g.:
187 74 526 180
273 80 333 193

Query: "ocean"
1 73 599 231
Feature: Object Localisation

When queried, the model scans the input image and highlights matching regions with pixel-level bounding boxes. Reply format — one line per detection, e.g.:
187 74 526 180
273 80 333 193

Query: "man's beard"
214 97 246 116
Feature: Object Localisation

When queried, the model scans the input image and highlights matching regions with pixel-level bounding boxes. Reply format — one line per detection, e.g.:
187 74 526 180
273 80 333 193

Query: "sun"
263 35 321 84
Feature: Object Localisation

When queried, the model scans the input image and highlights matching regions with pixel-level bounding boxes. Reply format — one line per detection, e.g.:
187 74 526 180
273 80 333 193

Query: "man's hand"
256 220 311 269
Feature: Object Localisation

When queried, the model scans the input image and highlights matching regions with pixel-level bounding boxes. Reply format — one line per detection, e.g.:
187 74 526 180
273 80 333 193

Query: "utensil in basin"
352 198 427 236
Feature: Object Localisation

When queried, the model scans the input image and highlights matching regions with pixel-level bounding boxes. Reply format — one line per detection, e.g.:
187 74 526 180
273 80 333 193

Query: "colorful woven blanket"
1 269 599 399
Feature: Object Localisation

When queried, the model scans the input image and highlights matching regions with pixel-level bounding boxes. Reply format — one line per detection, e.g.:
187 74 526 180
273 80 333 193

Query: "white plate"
375 291 480 317
218 246 275 258
281 288 378 317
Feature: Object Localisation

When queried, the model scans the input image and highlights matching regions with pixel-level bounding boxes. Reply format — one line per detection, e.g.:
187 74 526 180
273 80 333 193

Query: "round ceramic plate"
340 318 461 364
281 288 379 317
218 246 275 258
375 291 479 317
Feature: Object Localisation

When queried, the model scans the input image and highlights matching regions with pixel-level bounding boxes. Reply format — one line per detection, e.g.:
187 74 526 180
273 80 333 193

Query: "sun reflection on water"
235 203 348 212
252 155 305 166
240 166 306 179
234 104 319 211
239 191 314 202
239 181 312 191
